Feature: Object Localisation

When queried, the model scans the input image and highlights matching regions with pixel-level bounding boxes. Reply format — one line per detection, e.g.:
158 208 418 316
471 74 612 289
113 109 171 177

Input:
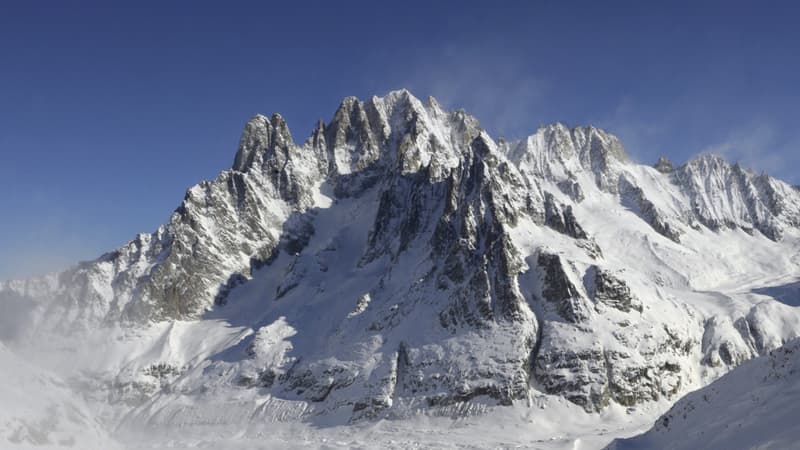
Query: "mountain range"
2 89 799 448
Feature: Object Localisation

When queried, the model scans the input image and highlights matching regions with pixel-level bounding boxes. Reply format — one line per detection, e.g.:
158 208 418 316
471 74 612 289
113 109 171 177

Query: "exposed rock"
586 266 643 313
506 123 629 195
544 192 588 239
557 178 585 202
619 175 682 243
534 342 610 412
536 252 590 323
654 156 675 173
675 154 799 241
535 320 694 412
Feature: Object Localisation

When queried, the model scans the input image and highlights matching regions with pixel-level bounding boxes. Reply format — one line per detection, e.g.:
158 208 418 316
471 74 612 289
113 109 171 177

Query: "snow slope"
607 338 800 450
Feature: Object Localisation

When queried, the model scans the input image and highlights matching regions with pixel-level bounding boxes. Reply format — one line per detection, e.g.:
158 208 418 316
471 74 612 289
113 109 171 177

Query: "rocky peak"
232 114 295 173
673 153 800 239
324 95 385 176
323 92 487 198
505 123 629 195
680 153 730 174
654 156 675 173
574 125 629 163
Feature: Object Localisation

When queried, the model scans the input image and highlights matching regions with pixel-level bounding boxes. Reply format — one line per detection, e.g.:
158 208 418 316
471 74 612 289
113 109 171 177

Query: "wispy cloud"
595 96 800 185
701 121 800 182
365 42 800 184
596 95 673 164
397 43 550 140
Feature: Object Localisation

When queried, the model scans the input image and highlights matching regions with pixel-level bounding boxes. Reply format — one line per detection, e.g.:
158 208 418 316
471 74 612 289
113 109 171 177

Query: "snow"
2 89 800 449
0 343 121 449
116 401 655 450
608 338 800 450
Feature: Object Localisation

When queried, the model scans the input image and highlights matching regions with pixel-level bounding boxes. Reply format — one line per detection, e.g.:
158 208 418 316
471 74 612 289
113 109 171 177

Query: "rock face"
619 174 683 243
536 252 591 323
505 123 628 196
675 154 800 240
544 192 588 240
3 89 800 422
589 266 643 313
654 156 675 173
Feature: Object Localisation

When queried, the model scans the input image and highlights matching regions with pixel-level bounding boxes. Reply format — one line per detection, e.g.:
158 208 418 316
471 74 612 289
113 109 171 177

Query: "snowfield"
2 90 799 449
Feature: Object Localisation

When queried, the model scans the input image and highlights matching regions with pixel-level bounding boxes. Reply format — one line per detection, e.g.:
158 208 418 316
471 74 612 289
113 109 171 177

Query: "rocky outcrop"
619 175 682 243
587 266 643 313
654 156 675 174
530 253 691 412
536 252 590 323
534 319 694 413
701 301 800 367
534 344 610 411
544 192 588 239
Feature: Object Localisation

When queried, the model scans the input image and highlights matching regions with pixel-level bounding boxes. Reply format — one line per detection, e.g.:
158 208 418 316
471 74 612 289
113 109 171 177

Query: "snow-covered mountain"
2 89 800 447
607 337 800 449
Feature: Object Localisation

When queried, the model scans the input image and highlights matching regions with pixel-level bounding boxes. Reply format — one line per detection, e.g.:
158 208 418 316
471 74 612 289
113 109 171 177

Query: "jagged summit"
2 90 800 427
654 155 674 173
233 113 294 172
233 91 629 187
675 152 800 240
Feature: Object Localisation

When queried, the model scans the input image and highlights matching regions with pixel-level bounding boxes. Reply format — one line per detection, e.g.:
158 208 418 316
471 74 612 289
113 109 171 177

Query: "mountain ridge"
2 89 800 429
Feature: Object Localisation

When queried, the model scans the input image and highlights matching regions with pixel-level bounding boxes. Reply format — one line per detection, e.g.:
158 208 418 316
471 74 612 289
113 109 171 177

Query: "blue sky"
1 1 799 279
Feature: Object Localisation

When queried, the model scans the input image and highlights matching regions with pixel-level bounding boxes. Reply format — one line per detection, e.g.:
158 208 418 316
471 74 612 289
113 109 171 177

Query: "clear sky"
1 1 799 279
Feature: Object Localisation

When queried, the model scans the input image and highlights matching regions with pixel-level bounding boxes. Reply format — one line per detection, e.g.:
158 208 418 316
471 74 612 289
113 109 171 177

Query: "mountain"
607 337 800 449
2 89 800 446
